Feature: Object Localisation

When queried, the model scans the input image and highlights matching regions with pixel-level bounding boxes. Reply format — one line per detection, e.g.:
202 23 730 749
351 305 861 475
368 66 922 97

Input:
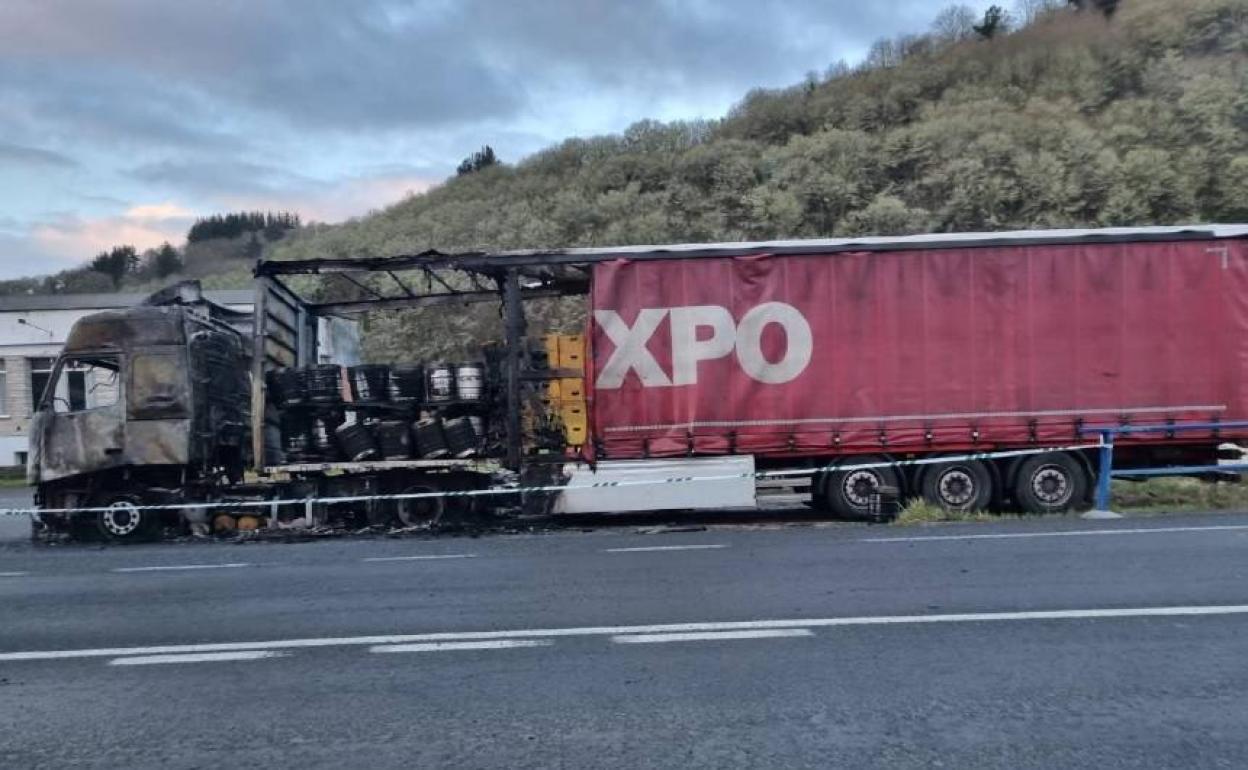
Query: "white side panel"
554 456 755 514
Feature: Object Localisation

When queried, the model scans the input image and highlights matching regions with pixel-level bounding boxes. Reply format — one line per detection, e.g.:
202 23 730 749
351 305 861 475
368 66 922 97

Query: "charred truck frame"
28 224 1248 540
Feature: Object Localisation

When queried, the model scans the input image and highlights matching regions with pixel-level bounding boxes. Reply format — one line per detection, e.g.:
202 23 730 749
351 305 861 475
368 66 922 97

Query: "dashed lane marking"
362 554 478 563
370 640 551 653
612 629 814 644
108 651 287 666
111 563 252 573
604 544 729 553
860 524 1248 543
0 571 30 577
5 604 1248 663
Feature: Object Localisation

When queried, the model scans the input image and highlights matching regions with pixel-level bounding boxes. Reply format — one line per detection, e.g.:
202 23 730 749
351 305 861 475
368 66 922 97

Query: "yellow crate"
541 379 560 400
565 422 588 445
558 377 585 401
559 402 587 428
542 334 561 370
558 334 585 372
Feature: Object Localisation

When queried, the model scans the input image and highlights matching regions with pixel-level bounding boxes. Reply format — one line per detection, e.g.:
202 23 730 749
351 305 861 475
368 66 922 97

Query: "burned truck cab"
30 297 250 539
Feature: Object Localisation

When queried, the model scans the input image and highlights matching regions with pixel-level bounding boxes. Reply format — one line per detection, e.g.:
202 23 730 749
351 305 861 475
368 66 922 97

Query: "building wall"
0 347 63 466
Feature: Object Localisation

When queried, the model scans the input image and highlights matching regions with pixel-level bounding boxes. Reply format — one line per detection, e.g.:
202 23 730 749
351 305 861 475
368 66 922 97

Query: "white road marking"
613 629 813 644
861 524 1248 543
5 604 1247 663
111 563 252 573
605 544 728 553
370 640 551 653
0 571 30 577
108 651 286 666
362 554 478 562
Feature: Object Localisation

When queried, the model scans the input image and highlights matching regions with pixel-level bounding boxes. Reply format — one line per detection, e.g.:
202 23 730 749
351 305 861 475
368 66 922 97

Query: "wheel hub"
1031 465 1071 506
101 501 142 537
843 470 880 507
938 468 975 507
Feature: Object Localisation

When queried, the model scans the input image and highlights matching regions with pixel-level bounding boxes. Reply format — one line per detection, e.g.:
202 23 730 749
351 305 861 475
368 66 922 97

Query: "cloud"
122 203 194 221
0 141 77 168
19 203 195 273
0 1 969 139
218 172 440 223
128 159 314 196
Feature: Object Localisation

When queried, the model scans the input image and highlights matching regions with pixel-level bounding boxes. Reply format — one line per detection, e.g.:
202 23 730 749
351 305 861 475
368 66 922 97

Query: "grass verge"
893 499 1000 526
1111 477 1248 512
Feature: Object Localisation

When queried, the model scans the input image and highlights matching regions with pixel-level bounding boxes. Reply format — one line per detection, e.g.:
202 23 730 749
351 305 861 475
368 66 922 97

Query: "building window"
0 360 7 416
28 357 54 412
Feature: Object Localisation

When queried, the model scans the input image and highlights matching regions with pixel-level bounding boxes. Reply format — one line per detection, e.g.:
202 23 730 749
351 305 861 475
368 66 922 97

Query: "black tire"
93 495 159 542
1012 452 1089 515
394 486 444 528
920 459 993 513
820 455 900 520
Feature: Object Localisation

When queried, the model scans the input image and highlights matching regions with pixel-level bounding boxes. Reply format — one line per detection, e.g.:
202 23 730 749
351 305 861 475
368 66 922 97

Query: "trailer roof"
256 224 1248 313
257 223 1248 278
490 223 1248 260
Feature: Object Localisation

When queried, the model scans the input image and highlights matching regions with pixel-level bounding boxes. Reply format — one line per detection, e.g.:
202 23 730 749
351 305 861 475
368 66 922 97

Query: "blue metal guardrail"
1081 421 1248 511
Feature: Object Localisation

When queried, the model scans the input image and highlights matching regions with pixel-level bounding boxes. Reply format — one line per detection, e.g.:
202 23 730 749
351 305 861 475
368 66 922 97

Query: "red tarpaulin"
588 239 1248 459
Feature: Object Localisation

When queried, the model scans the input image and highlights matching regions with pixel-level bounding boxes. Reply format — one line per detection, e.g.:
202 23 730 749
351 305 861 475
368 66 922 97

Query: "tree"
1014 0 1064 24
89 245 139 287
456 145 500 176
244 232 263 261
151 242 182 278
1068 0 1120 17
187 210 299 243
932 4 979 41
973 5 1011 38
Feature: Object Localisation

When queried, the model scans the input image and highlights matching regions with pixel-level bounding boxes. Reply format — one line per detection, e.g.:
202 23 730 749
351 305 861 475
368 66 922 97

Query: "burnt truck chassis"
31 254 584 541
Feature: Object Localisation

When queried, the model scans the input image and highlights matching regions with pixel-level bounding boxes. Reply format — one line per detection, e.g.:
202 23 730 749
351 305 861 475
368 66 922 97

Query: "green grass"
893 498 1000 526
1111 477 1248 513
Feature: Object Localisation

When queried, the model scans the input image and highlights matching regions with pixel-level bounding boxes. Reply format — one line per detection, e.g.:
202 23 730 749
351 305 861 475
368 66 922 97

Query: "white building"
0 291 253 466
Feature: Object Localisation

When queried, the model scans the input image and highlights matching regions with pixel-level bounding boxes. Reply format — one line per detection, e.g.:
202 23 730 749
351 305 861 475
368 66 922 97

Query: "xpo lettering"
594 302 813 388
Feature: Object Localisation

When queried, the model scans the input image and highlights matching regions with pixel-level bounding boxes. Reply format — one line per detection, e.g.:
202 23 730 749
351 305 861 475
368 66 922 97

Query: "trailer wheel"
821 455 899 520
921 460 993 513
1013 453 1088 514
94 496 158 542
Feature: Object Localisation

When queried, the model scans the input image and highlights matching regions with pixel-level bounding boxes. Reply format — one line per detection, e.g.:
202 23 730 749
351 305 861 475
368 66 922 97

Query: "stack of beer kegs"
389 363 424 403
348 365 390 403
334 421 379 462
375 421 412 460
412 418 449 459
303 364 343 404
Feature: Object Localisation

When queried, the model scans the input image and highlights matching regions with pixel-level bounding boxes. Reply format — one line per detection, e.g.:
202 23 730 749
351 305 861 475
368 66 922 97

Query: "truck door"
30 354 125 482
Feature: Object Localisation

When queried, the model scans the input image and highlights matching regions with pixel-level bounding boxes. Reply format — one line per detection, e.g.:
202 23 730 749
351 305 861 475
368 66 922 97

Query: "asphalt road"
0 486 32 543
4 512 1248 769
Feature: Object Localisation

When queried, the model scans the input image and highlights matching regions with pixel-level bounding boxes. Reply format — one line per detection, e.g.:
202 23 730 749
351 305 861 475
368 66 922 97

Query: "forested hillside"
267 0 1246 360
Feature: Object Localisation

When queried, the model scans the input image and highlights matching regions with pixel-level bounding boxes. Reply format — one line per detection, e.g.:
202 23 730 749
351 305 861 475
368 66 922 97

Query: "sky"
0 0 996 279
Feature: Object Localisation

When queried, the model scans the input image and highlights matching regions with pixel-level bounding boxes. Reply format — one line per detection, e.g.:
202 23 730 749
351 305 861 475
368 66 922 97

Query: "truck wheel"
921 459 993 512
1012 453 1088 515
822 455 899 520
95 496 158 541
394 486 444 528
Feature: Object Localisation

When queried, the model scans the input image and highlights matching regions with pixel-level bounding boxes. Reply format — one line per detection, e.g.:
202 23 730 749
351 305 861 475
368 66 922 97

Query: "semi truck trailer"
27 224 1248 539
